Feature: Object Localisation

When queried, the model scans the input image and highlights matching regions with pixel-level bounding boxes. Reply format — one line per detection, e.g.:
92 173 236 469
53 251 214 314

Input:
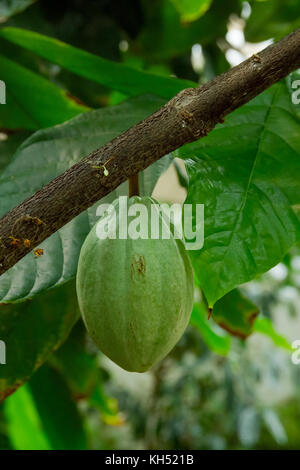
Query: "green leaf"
50 322 123 425
179 79 300 306
0 131 31 174
0 27 196 100
0 53 88 130
0 0 36 21
0 281 79 400
0 95 173 303
245 0 300 43
190 302 231 355
3 384 51 450
210 288 292 350
253 317 292 351
138 0 239 60
29 364 88 450
212 289 258 339
49 321 99 399
170 0 213 22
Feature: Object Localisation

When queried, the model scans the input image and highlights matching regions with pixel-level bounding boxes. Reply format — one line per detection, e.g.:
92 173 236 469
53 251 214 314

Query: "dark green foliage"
0 0 299 450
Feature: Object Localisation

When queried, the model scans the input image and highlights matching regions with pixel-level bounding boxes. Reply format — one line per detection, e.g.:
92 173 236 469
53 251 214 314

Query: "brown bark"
0 29 300 275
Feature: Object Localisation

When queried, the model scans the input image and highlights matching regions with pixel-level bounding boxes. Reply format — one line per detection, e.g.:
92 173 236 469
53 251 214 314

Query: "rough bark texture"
0 29 300 275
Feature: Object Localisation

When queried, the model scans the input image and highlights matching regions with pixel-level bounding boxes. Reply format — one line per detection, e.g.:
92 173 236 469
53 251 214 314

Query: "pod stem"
129 174 140 197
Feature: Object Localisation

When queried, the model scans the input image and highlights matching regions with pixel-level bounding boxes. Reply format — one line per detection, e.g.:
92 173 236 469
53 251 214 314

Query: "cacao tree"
0 0 300 451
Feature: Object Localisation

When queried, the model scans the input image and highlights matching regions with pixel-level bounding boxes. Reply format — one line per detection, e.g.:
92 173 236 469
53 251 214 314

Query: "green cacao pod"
76 196 194 372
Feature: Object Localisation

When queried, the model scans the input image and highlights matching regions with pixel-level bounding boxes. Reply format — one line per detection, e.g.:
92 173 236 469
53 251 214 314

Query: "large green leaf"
0 131 31 174
29 364 88 450
179 79 300 306
0 95 173 303
0 280 79 400
0 53 88 130
170 0 213 22
0 27 195 100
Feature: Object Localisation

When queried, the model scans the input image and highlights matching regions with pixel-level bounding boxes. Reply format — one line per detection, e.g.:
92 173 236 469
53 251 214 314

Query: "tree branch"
1 29 300 275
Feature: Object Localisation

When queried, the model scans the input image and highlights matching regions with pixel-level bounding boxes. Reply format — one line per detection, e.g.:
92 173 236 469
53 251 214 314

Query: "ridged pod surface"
76 196 194 372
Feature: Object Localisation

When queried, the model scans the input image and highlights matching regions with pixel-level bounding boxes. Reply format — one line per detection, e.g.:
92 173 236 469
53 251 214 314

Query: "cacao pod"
76 196 194 372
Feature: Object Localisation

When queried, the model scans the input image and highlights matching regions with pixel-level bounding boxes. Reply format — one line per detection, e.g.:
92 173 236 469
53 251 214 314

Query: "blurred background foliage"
0 0 300 450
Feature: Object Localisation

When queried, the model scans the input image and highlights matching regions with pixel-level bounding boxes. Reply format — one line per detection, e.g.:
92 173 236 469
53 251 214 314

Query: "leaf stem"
129 174 140 197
